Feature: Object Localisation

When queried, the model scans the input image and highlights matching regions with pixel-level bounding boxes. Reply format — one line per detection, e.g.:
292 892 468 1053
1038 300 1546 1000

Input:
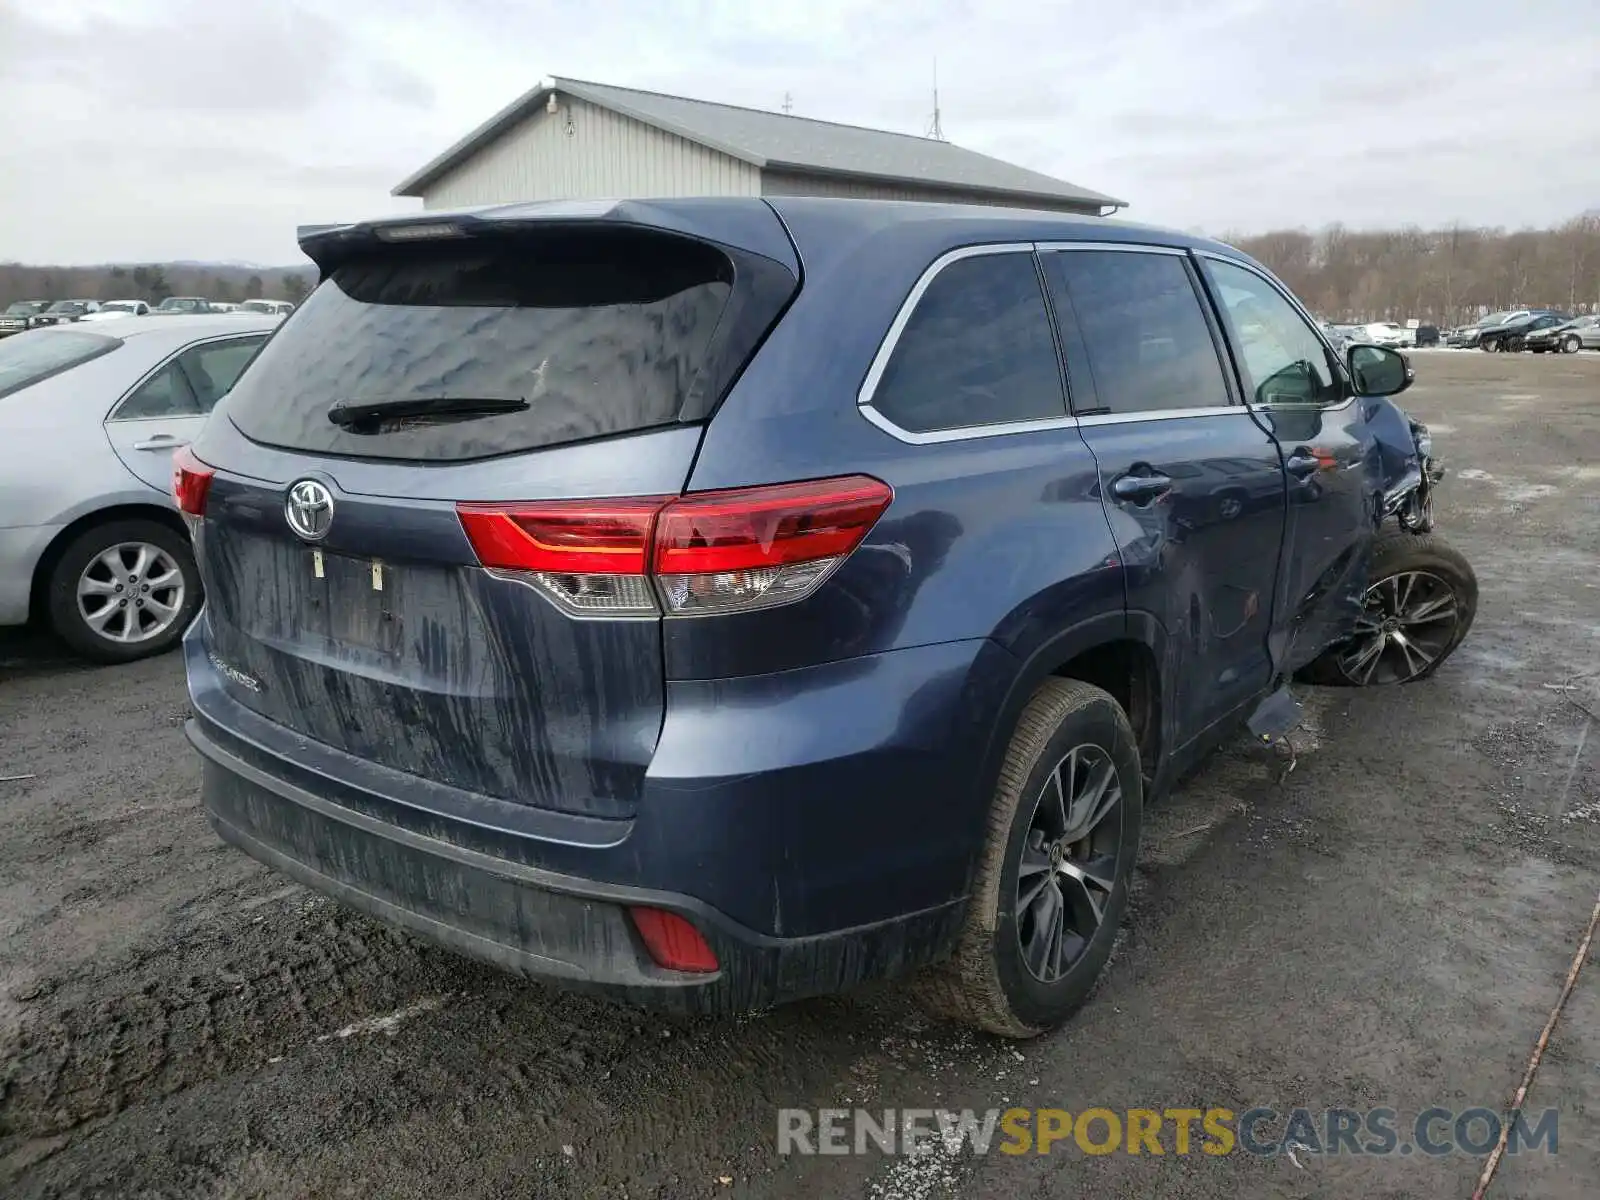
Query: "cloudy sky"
3 0 1597 265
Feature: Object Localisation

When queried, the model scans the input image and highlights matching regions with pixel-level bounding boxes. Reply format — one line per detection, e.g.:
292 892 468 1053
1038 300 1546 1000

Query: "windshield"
5 302 45 316
46 301 85 314
224 228 735 462
0 330 119 400
157 298 202 312
104 302 139 312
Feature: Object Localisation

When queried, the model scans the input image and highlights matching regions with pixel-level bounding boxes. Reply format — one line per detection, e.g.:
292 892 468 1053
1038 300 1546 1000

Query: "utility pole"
781 92 793 115
925 59 945 141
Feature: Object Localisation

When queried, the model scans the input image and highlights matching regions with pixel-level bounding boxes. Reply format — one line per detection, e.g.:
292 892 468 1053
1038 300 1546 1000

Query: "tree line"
0 263 315 308
6 212 1599 326
1228 214 1600 326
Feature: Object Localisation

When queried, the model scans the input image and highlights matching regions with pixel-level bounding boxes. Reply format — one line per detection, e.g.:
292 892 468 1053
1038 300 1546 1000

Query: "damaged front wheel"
1303 530 1478 686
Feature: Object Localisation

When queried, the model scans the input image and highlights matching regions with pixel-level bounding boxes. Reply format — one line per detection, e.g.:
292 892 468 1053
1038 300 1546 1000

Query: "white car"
1361 322 1414 348
81 300 151 321
239 299 294 316
0 316 275 661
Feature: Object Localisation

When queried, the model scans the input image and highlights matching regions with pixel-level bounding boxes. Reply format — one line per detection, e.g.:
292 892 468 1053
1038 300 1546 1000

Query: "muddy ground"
2 350 1597 1199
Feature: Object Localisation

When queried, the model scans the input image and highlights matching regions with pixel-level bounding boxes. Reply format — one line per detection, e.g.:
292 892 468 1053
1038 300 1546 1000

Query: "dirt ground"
2 350 1597 1199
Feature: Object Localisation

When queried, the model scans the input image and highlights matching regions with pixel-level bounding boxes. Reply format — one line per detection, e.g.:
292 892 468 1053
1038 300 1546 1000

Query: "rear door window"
114 361 200 419
178 336 267 410
1044 250 1233 416
868 251 1066 434
222 230 736 461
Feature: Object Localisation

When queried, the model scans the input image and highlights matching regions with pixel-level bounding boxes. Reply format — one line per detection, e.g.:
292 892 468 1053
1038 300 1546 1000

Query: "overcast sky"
3 0 1597 265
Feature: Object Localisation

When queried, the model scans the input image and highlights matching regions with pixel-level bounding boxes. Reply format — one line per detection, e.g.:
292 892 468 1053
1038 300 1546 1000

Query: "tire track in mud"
0 897 449 1147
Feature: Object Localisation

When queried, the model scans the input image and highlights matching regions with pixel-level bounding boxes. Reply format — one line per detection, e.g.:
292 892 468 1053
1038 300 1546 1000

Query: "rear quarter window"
0 330 119 401
868 251 1066 434
222 229 736 462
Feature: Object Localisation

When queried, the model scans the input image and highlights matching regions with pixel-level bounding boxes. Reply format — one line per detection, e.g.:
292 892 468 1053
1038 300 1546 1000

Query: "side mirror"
1348 345 1412 397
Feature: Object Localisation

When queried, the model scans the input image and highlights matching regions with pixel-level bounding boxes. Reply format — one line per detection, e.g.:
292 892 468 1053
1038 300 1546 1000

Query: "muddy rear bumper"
189 716 961 1014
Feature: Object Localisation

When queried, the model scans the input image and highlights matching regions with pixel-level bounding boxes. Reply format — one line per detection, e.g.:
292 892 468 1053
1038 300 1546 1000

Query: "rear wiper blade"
327 396 527 429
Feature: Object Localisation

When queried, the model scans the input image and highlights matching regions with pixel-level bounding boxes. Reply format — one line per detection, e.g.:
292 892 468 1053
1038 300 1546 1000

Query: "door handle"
1110 472 1173 504
132 434 188 451
1285 452 1323 479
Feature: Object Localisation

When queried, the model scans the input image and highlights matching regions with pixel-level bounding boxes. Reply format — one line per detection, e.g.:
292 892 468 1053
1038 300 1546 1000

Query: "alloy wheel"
1015 744 1123 983
76 541 187 645
1337 570 1460 684
1563 335 1581 354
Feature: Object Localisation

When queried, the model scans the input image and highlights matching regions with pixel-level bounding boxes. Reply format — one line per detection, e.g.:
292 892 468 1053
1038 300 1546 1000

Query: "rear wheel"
1302 530 1476 686
1481 337 1500 353
916 678 1142 1037
43 518 200 663
1563 333 1582 354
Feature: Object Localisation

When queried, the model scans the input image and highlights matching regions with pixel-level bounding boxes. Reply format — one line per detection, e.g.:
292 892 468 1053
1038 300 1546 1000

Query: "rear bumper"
191 715 964 1012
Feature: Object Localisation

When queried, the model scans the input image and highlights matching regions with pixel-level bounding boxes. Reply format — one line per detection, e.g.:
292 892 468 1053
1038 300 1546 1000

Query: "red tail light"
455 475 892 617
653 476 894 574
456 497 666 574
172 446 215 517
628 907 719 973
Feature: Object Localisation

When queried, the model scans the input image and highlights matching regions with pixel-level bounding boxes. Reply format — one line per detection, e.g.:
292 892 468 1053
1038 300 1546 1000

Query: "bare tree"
1230 213 1598 324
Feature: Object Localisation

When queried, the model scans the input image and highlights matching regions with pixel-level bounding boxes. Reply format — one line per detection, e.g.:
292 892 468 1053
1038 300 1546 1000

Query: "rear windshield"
0 329 118 400
223 228 735 461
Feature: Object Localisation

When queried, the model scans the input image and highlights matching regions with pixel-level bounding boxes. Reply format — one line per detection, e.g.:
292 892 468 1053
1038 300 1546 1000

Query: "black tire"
43 518 200 663
1481 337 1500 353
1531 346 1546 354
1507 336 1525 353
1562 334 1581 354
915 678 1142 1037
1301 529 1477 687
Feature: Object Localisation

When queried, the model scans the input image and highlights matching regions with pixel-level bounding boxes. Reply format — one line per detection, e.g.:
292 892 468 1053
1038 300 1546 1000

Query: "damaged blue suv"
179 198 1476 1036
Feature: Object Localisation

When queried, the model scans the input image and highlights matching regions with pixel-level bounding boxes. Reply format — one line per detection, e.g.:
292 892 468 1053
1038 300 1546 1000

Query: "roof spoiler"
294 199 800 276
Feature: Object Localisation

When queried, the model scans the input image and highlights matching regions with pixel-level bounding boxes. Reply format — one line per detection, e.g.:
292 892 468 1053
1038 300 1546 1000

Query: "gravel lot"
2 351 1597 1199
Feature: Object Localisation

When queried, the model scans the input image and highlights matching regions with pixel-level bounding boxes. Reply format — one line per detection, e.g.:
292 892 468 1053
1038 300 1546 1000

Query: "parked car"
153 296 217 315
180 200 1477 1037
29 299 101 327
0 316 274 661
1446 310 1529 348
209 302 241 313
239 299 294 316
1523 313 1600 354
0 300 50 337
1479 310 1569 352
1360 322 1415 348
1414 324 1440 348
81 300 152 321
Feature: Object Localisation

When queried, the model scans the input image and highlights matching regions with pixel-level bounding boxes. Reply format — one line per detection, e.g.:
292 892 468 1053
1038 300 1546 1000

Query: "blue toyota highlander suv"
178 198 1476 1036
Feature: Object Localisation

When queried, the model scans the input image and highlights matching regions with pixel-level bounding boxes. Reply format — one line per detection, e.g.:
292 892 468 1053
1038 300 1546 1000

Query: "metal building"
393 77 1126 216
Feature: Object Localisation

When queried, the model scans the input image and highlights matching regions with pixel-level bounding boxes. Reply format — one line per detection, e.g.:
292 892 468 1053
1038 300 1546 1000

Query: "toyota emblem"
285 479 335 542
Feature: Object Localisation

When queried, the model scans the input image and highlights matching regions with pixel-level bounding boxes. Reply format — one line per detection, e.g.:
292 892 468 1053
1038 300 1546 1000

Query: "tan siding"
421 96 761 208
759 168 1102 214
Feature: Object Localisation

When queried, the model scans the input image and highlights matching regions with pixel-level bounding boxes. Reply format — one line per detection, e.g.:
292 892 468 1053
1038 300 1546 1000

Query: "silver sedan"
0 315 276 661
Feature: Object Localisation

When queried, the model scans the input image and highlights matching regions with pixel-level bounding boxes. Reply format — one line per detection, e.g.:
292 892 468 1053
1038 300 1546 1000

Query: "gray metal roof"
393 77 1126 211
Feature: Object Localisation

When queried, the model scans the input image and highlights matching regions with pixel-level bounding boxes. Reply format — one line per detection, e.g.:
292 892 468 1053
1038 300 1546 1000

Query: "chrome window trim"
1195 251 1356 413
1077 405 1241 427
1034 241 1187 256
858 403 1080 445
